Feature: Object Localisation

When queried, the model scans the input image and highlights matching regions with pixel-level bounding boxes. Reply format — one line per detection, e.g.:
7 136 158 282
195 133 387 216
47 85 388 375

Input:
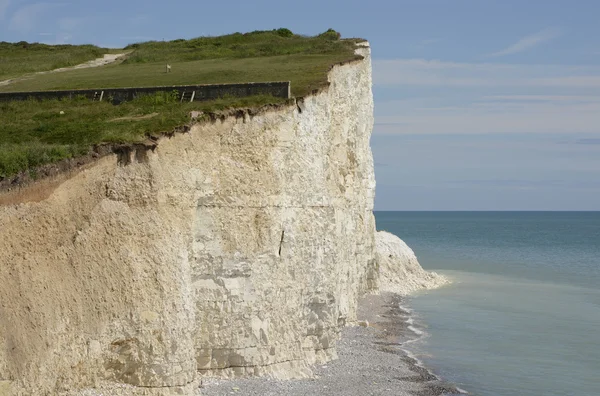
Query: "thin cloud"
120 35 154 42
484 95 600 103
0 0 19 21
35 32 70 45
373 58 600 88
374 97 600 135
57 16 85 32
421 38 441 45
414 38 442 49
577 138 600 145
448 179 600 189
9 2 63 32
0 0 10 19
489 28 561 57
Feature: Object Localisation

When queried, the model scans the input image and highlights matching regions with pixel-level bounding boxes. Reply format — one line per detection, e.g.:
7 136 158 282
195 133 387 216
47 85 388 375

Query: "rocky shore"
201 292 462 396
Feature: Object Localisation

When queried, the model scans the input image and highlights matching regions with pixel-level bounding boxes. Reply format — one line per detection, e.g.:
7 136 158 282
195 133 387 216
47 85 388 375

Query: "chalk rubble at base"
375 231 449 295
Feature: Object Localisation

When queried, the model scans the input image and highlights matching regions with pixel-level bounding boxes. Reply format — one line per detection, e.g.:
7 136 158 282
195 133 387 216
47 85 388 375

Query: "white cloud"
489 28 562 57
372 58 600 136
8 2 62 32
374 97 600 135
373 57 600 135
373 58 600 87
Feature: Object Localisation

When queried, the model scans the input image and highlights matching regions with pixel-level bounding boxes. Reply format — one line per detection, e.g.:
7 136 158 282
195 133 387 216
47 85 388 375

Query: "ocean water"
375 212 600 396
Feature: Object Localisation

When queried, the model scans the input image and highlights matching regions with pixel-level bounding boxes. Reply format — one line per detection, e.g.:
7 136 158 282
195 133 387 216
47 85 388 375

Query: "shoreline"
201 292 462 396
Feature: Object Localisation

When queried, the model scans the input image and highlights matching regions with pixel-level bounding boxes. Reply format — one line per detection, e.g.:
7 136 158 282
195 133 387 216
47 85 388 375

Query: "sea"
375 211 600 396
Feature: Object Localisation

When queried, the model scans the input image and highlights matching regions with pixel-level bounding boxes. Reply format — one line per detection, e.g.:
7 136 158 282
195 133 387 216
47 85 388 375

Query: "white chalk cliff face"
0 43 377 395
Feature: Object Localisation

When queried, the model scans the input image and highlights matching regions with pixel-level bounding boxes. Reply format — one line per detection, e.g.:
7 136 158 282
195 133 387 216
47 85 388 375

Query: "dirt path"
0 53 127 88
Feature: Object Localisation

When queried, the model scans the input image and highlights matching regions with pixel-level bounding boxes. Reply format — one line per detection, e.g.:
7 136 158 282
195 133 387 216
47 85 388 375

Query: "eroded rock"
375 231 449 295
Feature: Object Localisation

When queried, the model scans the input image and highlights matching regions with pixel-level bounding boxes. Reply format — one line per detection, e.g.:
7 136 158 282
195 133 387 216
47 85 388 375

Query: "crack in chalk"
132 377 197 389
198 357 308 371
278 230 285 256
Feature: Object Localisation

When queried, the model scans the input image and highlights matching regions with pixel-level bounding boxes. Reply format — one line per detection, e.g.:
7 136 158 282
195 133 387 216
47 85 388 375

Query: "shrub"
274 28 294 38
318 29 341 41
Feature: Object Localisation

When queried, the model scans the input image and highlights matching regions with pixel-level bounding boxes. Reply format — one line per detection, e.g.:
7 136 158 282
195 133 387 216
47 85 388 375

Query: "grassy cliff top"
0 29 363 181
0 29 360 96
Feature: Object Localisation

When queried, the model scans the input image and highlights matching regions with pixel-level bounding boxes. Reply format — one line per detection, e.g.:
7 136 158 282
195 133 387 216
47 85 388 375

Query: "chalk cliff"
375 231 448 296
0 43 378 395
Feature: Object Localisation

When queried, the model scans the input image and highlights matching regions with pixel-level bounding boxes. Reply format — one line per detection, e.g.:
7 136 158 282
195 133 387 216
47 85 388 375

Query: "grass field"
0 54 354 97
1 29 359 97
0 29 361 180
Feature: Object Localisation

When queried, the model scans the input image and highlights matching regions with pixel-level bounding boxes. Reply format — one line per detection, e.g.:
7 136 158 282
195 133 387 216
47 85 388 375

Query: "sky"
1 0 599 210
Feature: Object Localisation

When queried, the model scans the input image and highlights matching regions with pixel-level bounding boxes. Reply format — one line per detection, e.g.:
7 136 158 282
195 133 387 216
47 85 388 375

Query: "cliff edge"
0 43 377 395
0 41 447 396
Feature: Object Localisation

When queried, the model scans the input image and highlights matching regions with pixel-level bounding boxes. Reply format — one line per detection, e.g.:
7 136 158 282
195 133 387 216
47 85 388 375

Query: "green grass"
1 29 359 97
0 54 354 97
122 28 347 63
0 42 110 81
0 93 286 178
0 29 362 180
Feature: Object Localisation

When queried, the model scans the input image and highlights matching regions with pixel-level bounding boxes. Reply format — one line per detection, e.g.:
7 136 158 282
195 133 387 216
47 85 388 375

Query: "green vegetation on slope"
0 42 110 81
1 29 359 97
123 28 345 63
0 54 353 97
0 29 361 180
0 93 286 178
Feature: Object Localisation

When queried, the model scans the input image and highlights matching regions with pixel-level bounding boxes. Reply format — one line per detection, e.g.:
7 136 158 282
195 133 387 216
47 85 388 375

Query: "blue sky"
1 0 599 210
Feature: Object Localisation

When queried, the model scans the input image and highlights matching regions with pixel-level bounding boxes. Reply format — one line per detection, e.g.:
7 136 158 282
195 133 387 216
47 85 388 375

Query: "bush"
274 28 294 38
318 29 341 41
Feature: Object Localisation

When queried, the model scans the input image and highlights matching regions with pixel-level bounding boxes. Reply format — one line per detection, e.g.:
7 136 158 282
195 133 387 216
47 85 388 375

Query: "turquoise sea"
375 212 600 396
